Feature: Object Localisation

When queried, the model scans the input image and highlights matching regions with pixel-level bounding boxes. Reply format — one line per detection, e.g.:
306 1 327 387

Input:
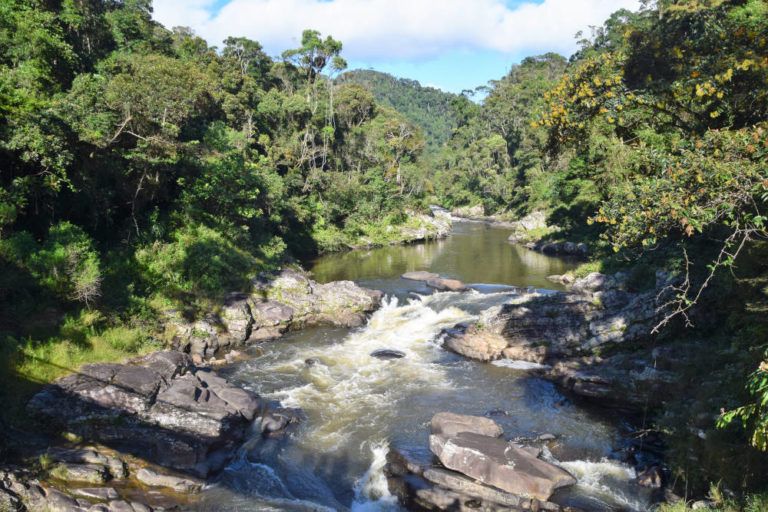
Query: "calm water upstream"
195 222 654 512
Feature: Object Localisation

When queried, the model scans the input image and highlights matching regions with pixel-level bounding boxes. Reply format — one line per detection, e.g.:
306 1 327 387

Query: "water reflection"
308 221 577 292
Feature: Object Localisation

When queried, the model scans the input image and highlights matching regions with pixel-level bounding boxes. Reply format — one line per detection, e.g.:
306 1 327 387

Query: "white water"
199 223 654 512
260 294 479 450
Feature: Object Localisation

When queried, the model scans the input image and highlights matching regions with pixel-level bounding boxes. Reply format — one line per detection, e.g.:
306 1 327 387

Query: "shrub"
0 222 102 306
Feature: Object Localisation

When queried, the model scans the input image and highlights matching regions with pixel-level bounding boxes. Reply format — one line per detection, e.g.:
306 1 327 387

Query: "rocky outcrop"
443 272 669 361
166 268 383 360
442 325 508 362
430 433 576 501
440 272 677 408
27 351 260 478
524 240 588 259
387 413 575 511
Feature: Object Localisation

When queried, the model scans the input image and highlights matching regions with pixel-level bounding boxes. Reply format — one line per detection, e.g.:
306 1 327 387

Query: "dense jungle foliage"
0 0 435 422
337 69 467 152
2 0 768 505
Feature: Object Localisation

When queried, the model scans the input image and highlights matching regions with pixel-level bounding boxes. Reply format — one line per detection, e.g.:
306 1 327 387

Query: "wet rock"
259 408 303 436
72 487 120 501
370 349 406 360
50 462 109 484
135 468 203 493
385 448 425 477
430 432 576 501
46 447 126 480
443 326 508 362
530 240 589 259
431 412 503 438
537 434 557 442
422 468 559 511
501 345 548 364
547 274 575 285
402 271 440 282
426 278 468 292
28 351 262 478
304 358 320 367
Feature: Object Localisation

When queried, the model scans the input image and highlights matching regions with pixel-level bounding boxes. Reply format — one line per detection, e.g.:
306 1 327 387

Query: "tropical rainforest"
1 0 768 509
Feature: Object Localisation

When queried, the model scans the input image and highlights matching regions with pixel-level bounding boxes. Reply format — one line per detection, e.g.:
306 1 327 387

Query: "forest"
1 0 768 509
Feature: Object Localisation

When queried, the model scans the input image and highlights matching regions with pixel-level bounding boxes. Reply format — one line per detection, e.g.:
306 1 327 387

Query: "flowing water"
195 222 655 512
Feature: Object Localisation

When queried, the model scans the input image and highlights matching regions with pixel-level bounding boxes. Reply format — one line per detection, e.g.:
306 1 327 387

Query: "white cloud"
152 0 643 60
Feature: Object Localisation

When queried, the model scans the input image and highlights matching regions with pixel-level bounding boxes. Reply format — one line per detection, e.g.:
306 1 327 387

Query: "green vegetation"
424 0 768 503
338 69 468 152
0 1 435 426
2 0 768 505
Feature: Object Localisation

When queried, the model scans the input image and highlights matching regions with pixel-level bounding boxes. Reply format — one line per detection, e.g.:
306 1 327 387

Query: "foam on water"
558 458 647 512
351 442 399 512
491 359 551 370
260 294 479 450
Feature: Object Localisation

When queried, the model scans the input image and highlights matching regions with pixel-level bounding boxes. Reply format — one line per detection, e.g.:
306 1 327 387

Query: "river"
195 221 654 511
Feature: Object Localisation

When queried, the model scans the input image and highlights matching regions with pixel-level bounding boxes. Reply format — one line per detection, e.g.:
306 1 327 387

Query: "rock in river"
429 432 576 501
431 412 503 438
27 350 260 478
370 349 406 360
401 271 440 281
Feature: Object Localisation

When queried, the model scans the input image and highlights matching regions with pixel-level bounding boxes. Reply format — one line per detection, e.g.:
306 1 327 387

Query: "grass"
0 309 161 427
656 492 768 512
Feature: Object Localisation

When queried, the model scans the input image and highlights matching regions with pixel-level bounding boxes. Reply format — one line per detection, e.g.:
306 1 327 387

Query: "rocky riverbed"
439 270 678 409
0 269 384 512
1 225 680 512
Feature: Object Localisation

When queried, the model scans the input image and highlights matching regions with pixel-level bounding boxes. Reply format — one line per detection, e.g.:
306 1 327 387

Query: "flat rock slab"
443 329 508 362
135 468 203 493
72 487 120 501
426 278 467 292
370 349 406 360
422 468 559 511
431 412 503 438
401 271 440 281
430 432 576 501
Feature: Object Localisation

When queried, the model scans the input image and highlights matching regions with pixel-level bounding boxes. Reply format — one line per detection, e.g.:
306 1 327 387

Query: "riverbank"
0 269 385 511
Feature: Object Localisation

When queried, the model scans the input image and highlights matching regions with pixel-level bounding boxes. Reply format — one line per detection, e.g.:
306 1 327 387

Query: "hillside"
337 69 467 150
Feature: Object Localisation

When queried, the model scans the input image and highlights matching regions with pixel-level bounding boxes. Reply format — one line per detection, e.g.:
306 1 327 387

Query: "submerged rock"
421 468 559 511
135 468 203 493
430 432 576 501
370 349 406 360
402 271 440 282
426 278 468 292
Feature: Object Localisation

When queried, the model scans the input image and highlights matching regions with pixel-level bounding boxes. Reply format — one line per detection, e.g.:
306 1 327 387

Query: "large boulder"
442 326 508 362
431 412 503 438
168 268 383 359
422 468 559 511
27 351 260 477
430 432 576 501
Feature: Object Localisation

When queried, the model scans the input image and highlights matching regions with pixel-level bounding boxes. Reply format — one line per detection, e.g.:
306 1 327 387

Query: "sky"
151 0 643 94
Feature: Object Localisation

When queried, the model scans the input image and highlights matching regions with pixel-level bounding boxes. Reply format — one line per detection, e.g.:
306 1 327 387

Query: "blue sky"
152 0 642 94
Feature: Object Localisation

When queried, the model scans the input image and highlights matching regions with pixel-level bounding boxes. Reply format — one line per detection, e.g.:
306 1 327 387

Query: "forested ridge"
337 69 467 151
2 0 768 507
